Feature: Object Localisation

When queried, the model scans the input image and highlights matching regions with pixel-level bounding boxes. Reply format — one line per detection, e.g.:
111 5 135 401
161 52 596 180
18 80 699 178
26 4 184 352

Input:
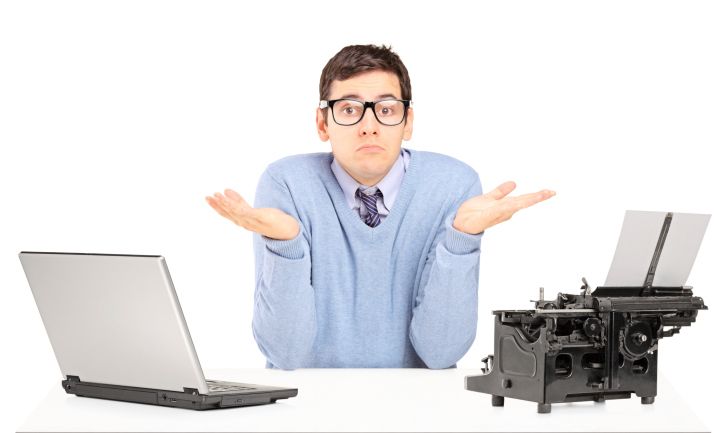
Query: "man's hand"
206 189 300 241
452 181 556 235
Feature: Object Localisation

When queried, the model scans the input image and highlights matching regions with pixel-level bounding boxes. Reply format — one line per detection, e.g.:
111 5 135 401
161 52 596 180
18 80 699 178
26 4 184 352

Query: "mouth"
357 144 385 152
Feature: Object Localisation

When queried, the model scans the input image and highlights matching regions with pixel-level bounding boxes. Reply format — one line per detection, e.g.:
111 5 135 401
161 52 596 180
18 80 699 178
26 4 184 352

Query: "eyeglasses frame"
319 98 413 126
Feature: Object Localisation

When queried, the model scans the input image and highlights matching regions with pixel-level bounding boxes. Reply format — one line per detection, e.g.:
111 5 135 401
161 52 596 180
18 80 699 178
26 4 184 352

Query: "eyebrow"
337 93 400 100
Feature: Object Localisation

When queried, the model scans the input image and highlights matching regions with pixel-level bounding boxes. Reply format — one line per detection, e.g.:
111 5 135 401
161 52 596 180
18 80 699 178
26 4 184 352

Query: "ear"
402 106 414 141
316 108 330 141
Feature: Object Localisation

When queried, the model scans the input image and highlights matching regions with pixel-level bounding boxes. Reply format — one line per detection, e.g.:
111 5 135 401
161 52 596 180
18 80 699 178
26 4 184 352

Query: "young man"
207 45 555 369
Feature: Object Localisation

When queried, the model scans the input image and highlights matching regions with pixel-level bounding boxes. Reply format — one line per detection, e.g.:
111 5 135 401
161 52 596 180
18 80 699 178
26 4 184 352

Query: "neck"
339 162 391 187
354 174 385 187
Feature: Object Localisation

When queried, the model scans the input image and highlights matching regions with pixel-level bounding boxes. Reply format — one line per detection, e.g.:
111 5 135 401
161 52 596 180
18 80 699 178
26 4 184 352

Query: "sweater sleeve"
251 168 316 369
409 176 483 369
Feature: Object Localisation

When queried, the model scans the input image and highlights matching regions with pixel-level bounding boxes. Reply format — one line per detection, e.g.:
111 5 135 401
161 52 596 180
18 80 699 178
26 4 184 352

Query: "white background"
1 1 722 431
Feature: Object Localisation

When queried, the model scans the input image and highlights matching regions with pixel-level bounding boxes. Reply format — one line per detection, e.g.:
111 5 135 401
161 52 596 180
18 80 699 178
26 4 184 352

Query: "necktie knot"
356 187 383 228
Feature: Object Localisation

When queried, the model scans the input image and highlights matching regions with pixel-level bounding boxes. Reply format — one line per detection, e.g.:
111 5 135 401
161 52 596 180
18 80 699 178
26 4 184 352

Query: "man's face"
316 70 413 186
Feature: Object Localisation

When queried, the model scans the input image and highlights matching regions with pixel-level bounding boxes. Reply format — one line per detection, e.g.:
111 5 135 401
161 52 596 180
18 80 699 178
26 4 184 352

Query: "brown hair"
319 44 412 102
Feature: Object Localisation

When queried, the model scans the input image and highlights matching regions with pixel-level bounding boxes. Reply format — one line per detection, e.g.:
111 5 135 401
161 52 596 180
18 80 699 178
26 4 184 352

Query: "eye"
335 101 362 117
377 102 398 117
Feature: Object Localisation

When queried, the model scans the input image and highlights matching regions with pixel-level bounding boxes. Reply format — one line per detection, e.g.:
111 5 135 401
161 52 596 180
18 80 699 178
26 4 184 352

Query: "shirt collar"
375 151 405 210
331 150 407 210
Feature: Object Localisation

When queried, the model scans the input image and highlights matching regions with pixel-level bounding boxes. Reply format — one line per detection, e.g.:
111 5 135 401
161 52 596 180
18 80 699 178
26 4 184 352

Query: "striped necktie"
356 187 383 228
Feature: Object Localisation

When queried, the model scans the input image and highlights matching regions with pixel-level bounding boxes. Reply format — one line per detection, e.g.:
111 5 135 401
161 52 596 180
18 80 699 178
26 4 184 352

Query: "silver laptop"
19 251 297 410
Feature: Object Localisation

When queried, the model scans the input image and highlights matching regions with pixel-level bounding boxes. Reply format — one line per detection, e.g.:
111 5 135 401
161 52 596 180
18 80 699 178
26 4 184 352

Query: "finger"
213 192 229 210
224 189 252 211
206 195 222 209
206 196 229 216
219 191 253 217
206 196 233 220
223 188 242 201
510 189 556 211
216 192 260 229
484 181 517 200
213 192 239 217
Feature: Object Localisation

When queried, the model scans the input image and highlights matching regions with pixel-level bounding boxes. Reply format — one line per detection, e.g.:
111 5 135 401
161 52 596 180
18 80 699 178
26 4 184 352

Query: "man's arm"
251 170 316 369
409 178 483 369
409 178 556 368
251 233 316 369
207 169 316 369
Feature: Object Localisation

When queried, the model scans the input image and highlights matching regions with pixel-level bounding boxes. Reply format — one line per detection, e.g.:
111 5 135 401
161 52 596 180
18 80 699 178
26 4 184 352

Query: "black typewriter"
465 211 709 413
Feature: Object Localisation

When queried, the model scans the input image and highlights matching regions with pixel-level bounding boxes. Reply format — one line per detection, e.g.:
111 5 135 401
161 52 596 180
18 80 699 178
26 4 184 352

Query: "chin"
357 162 392 181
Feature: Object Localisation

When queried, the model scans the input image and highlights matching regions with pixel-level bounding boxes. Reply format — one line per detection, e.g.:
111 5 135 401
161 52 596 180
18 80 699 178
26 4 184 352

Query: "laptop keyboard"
206 381 257 393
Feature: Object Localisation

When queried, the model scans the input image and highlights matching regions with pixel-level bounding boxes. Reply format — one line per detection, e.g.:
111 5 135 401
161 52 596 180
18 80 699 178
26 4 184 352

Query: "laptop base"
62 376 298 410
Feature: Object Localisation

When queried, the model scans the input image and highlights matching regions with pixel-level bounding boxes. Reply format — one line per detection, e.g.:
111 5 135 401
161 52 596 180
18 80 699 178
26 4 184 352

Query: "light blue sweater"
252 149 483 369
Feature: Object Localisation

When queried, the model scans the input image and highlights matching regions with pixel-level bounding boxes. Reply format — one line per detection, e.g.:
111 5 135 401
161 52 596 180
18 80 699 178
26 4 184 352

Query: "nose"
358 106 379 136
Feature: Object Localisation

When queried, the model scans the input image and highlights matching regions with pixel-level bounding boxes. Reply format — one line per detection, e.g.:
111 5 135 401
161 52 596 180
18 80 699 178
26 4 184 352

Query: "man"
206 45 554 369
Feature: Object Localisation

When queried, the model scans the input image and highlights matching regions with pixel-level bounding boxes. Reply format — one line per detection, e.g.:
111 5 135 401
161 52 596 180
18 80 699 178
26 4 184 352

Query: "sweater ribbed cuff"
263 230 305 260
444 215 483 255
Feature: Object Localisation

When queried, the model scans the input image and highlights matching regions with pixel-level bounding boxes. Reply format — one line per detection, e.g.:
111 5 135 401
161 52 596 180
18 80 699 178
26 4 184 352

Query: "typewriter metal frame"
466 211 708 413
465 281 706 413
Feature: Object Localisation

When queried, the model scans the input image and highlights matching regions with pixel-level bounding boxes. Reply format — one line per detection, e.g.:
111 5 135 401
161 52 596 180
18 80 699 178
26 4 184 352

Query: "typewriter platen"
465 211 709 413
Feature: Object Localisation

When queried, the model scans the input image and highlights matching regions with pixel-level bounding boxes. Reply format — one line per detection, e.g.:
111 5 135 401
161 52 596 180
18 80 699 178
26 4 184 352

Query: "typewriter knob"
622 321 654 360
583 318 603 338
633 333 648 344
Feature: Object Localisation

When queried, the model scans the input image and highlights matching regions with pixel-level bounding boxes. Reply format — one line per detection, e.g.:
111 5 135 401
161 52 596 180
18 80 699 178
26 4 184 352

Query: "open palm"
452 181 555 235
206 189 300 240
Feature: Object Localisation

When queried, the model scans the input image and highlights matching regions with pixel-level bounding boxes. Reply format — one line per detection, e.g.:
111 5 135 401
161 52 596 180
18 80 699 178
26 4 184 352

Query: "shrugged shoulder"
264 152 332 183
412 150 480 189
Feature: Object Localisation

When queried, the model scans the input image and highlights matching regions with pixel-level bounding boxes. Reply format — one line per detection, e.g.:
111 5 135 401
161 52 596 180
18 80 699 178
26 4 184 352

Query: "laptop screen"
19 252 209 394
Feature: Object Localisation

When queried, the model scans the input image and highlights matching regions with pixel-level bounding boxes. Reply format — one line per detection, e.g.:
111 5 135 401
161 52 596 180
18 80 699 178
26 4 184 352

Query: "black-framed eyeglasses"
319 98 412 126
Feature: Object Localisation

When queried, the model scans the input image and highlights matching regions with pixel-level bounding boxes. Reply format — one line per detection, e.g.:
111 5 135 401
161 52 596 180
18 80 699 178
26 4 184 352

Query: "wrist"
453 215 482 235
445 215 484 255
267 224 299 241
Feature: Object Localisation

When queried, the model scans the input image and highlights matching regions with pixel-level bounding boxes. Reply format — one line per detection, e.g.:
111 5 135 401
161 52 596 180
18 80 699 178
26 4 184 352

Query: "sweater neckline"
320 148 419 235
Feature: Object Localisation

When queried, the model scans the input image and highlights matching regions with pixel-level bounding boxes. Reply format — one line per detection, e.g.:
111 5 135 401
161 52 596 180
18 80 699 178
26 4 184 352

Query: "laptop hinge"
62 375 81 393
183 387 200 395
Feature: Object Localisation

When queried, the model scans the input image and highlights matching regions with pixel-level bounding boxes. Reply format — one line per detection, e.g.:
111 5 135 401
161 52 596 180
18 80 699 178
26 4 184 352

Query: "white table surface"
18 368 709 432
